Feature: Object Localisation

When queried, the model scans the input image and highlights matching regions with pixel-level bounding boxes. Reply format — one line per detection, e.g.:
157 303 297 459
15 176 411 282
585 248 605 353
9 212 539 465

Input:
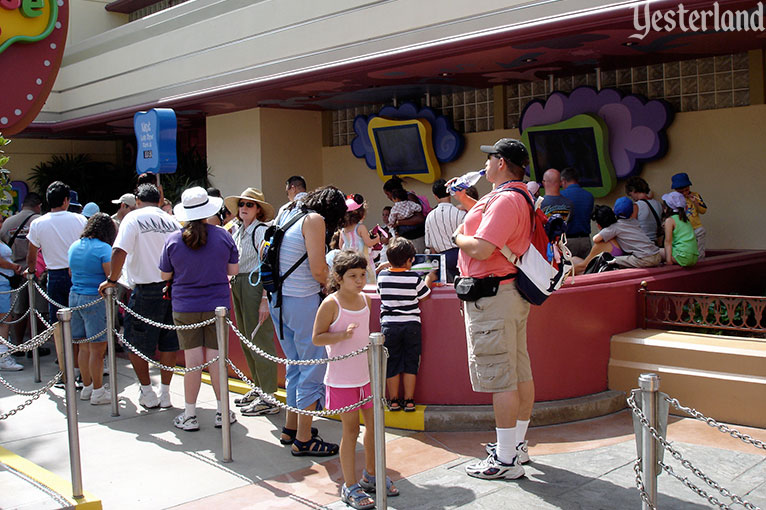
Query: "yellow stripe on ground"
198 373 425 431
0 445 102 510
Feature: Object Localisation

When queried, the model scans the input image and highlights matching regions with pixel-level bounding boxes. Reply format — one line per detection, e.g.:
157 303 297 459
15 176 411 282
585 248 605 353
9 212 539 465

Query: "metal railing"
639 282 766 334
629 373 764 510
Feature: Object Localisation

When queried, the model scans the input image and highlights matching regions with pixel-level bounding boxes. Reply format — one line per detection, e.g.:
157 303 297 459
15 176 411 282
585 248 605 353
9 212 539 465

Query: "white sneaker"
159 392 172 408
485 440 530 464
214 410 237 428
465 454 524 480
90 386 111 405
173 412 199 431
138 388 160 409
0 356 23 371
80 385 93 401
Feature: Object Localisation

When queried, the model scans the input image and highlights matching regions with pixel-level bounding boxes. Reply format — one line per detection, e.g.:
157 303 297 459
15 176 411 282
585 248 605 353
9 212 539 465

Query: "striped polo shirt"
377 269 430 325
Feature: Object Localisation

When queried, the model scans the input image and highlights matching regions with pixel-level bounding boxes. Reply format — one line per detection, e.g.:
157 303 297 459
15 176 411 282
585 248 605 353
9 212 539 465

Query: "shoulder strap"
250 222 268 251
8 212 34 248
487 186 536 265
641 199 662 229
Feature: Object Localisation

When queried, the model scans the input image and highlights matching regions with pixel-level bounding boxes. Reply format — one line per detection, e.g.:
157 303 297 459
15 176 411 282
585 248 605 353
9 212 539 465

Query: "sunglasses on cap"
238 201 257 208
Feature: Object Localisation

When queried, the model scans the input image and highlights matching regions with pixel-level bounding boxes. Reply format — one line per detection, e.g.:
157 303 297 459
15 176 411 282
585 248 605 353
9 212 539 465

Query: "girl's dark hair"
344 194 366 225
391 188 408 201
81 212 117 245
182 220 208 249
591 205 617 229
383 175 405 193
662 201 689 223
329 230 341 250
298 185 348 244
327 250 368 292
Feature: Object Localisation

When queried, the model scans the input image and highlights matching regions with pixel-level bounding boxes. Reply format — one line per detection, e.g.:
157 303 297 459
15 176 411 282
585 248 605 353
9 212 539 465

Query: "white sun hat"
173 186 223 222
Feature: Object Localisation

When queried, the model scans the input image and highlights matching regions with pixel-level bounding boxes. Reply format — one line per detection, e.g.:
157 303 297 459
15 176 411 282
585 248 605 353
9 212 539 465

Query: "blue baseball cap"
613 196 634 219
82 202 100 218
69 190 81 207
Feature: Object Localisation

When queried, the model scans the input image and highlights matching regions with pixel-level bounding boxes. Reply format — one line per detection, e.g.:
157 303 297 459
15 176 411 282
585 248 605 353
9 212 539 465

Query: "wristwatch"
451 232 459 245
107 277 118 284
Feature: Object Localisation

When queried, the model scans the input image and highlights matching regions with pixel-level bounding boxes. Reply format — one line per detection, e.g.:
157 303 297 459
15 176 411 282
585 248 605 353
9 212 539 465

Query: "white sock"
516 419 530 447
93 385 105 395
160 383 170 396
184 402 196 418
83 383 93 392
140 384 153 394
216 400 222 413
495 426 517 464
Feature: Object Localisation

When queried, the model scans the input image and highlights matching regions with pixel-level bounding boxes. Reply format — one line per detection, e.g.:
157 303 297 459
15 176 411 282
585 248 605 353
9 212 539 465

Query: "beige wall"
207 108 323 210
321 105 766 250
4 138 120 183
68 0 127 46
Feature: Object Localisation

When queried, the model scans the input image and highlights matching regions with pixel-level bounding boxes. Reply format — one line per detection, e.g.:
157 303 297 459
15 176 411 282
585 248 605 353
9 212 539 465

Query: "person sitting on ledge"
572 197 661 274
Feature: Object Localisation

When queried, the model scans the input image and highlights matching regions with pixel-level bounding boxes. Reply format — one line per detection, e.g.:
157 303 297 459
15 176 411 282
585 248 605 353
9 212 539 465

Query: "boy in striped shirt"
377 237 437 412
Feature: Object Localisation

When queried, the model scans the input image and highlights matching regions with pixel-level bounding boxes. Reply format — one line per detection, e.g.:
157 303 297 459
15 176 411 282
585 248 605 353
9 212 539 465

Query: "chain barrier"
0 325 56 358
227 319 369 366
35 309 52 329
627 390 761 510
633 460 657 510
33 282 103 312
0 307 30 325
114 329 219 373
116 300 215 331
0 371 63 420
72 329 107 344
0 286 25 323
0 279 29 295
665 397 766 452
226 358 373 416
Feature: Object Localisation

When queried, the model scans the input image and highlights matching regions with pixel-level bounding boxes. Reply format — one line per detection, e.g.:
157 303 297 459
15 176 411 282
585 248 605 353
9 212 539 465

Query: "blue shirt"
68 238 112 295
561 183 594 236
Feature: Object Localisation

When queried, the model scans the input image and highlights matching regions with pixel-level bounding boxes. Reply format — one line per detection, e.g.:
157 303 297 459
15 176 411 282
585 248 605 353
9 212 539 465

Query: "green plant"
0 134 16 217
159 147 212 205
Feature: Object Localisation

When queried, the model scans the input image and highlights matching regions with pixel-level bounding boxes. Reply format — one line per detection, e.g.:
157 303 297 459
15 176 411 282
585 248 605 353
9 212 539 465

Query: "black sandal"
280 426 319 445
291 436 339 457
403 399 416 412
387 398 403 412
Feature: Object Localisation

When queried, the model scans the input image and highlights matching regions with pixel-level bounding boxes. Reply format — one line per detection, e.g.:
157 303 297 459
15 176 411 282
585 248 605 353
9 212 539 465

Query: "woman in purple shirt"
159 187 239 432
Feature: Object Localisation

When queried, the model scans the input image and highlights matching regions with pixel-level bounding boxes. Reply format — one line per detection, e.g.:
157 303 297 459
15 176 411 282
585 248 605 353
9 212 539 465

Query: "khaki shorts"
463 283 532 392
172 311 218 350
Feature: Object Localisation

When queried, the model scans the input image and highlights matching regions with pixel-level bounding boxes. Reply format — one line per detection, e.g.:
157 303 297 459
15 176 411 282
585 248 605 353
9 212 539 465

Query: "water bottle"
449 169 485 194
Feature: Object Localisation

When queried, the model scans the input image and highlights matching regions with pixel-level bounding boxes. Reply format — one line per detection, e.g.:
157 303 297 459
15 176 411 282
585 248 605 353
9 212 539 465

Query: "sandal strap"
294 436 335 452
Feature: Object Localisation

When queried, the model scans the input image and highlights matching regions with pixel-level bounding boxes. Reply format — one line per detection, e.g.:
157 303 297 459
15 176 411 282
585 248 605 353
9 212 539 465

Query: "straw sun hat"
224 188 275 221
173 186 224 222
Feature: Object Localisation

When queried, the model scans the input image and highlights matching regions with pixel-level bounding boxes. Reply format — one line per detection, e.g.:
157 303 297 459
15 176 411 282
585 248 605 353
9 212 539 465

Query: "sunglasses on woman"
238 201 257 208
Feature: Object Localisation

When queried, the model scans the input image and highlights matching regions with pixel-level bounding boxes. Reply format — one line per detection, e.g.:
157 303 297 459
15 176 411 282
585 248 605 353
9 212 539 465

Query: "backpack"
494 186 573 305
583 252 619 274
259 209 309 338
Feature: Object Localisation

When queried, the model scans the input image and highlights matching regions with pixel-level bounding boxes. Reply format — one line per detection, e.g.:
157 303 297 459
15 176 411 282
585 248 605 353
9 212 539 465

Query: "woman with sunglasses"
223 188 280 417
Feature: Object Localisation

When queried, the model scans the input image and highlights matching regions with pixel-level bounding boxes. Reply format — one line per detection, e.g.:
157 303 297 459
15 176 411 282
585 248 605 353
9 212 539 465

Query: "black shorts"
123 283 179 357
382 322 421 378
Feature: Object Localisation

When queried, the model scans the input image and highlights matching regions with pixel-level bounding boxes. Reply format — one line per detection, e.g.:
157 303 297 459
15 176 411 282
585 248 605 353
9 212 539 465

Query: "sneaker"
159 392 172 409
241 398 280 416
234 389 257 407
465 454 524 480
214 410 237 428
0 356 23 371
138 388 160 409
80 385 93 400
90 386 111 405
485 440 530 464
173 412 199 431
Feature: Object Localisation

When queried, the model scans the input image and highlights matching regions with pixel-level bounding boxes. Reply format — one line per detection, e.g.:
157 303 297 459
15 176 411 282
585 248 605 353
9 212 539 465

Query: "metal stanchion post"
639 373 660 510
104 287 119 417
367 332 387 510
58 308 84 499
27 273 41 383
215 306 232 463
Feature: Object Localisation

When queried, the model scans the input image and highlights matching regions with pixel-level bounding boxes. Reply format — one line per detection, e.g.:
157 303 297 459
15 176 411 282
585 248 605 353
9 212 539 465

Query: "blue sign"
133 108 177 174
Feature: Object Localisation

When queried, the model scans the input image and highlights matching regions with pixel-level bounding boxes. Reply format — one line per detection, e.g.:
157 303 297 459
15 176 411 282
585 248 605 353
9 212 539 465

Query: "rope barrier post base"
639 373 660 510
215 306 232 463
104 287 119 417
367 332 387 510
27 273 41 383
58 308 84 500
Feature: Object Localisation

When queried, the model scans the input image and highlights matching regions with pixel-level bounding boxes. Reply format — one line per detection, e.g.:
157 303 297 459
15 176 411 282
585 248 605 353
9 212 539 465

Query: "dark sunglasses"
238 201 257 209
486 153 501 161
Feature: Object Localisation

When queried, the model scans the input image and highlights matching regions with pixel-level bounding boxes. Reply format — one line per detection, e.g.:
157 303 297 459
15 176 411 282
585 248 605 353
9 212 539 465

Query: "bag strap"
487 186 535 265
250 222 268 252
641 199 662 231
7 212 34 249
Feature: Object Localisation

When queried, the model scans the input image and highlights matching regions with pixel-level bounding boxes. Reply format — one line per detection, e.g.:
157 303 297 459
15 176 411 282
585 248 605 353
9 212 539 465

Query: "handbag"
0 272 22 289
454 274 515 302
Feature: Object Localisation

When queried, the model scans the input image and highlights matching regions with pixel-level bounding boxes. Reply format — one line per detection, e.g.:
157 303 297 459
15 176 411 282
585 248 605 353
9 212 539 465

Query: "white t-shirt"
114 206 181 285
27 211 87 270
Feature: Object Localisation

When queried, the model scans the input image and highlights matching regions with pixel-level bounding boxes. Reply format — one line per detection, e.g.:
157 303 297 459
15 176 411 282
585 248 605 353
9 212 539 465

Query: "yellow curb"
0 446 102 510
197 372 425 431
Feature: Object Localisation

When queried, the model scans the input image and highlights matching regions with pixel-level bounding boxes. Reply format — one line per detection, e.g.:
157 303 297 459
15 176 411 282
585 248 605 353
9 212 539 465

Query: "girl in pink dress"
312 251 398 509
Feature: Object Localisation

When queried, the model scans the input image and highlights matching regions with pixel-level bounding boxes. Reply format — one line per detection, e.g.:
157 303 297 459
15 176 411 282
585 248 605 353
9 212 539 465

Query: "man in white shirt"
425 179 465 281
27 182 87 323
98 184 181 409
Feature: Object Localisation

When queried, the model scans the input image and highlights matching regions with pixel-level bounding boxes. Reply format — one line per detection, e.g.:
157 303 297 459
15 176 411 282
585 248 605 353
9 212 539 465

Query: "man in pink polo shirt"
452 138 534 481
